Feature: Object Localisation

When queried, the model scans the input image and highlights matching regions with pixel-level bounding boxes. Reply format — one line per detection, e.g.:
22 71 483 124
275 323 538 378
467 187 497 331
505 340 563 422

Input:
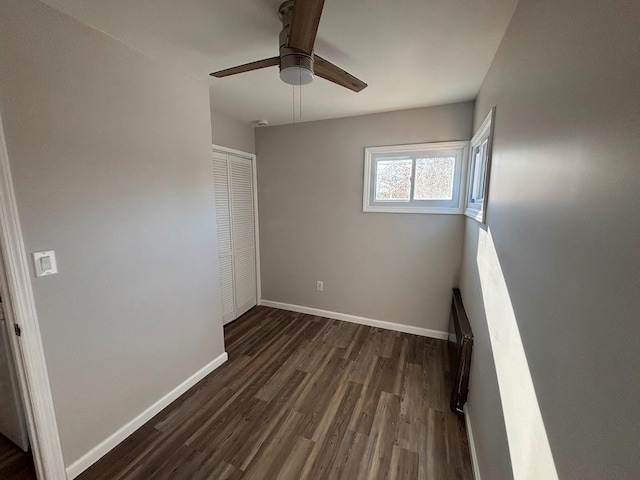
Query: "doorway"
0 277 35 479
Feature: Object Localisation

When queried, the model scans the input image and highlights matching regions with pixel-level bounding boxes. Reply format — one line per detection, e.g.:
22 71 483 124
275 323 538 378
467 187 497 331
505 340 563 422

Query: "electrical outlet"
316 280 324 292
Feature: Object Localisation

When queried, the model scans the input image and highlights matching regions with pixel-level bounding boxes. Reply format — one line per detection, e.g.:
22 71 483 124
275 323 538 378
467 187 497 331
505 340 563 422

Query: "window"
465 107 495 223
363 141 469 214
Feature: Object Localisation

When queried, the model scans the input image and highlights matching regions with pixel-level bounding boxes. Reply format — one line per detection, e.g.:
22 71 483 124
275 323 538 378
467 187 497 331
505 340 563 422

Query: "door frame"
0 249 31 451
211 144 261 310
0 111 67 478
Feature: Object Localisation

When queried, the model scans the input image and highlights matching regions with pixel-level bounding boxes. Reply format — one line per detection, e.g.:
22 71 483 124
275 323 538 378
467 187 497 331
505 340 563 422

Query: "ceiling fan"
210 0 367 92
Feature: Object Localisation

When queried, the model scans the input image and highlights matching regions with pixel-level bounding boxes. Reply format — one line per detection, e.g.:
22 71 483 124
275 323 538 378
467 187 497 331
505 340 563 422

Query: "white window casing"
363 141 469 214
465 107 496 224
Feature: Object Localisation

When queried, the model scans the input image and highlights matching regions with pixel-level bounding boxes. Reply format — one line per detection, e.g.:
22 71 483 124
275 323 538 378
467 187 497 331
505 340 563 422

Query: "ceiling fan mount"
278 0 314 86
210 0 367 92
278 0 294 24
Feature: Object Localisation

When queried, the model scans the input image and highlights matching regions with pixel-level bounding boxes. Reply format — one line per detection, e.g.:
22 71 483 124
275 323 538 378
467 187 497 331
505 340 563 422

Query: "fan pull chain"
291 71 304 127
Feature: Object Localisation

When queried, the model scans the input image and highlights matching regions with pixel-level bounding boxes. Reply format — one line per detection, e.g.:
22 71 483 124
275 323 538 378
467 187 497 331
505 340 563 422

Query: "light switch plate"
33 250 58 277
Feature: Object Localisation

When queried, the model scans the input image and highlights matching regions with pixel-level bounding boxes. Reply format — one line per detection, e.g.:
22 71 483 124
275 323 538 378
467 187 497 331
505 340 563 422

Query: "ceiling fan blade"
288 0 325 55
210 57 279 78
313 55 367 92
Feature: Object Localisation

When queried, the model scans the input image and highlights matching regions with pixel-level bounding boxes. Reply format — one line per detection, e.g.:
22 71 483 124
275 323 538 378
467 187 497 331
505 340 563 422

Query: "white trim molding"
464 407 482 480
0 105 67 478
66 352 228 479
260 300 448 340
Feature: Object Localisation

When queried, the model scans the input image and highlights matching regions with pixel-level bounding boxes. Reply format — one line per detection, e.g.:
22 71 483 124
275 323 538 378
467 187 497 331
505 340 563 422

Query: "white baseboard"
464 407 482 480
259 299 448 340
65 352 228 479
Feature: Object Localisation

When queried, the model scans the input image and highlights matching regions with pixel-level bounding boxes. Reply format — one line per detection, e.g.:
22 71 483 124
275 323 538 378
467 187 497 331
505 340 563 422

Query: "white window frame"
465 107 495 223
363 141 469 214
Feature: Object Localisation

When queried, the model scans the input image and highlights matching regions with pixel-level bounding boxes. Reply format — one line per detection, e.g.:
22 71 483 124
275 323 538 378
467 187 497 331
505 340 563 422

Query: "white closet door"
212 151 236 324
212 150 257 325
229 155 257 317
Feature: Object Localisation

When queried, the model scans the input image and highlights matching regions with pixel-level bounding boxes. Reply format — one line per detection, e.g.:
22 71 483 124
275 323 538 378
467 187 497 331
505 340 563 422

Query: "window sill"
363 205 463 215
464 205 485 222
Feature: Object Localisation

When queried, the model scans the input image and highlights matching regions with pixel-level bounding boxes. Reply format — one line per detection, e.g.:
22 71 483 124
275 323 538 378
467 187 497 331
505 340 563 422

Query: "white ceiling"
40 0 517 126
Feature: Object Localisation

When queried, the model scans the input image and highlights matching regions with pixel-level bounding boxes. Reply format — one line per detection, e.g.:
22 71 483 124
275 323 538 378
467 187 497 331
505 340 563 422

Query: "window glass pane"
471 140 488 202
375 158 413 201
413 157 455 200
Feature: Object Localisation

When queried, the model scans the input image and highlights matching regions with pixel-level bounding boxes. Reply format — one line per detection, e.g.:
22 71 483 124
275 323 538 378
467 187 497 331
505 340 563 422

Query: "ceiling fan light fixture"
279 49 314 86
280 65 314 86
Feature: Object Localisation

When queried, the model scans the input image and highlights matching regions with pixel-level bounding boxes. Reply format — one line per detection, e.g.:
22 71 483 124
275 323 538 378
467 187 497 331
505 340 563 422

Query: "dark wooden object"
448 288 474 414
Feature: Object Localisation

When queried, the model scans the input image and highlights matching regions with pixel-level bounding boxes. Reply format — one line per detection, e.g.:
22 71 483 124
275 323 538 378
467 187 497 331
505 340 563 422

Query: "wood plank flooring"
0 434 36 480
77 306 473 479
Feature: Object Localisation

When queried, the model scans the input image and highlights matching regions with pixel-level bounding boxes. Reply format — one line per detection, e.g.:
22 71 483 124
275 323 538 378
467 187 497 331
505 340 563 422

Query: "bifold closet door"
229 155 257 318
212 151 257 324
212 151 236 324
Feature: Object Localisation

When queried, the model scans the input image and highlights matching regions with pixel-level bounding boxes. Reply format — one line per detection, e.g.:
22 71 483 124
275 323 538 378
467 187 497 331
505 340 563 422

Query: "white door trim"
211 145 261 310
0 110 66 477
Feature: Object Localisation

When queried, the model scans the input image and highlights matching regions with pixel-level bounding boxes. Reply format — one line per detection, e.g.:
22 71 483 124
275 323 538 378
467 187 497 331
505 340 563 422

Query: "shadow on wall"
473 225 558 480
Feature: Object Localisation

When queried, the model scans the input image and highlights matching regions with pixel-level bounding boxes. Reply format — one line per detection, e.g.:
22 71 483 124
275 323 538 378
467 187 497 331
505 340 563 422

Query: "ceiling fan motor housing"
278 0 314 85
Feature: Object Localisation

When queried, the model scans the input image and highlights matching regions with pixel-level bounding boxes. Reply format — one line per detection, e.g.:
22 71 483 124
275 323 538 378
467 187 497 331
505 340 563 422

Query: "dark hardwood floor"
0 433 36 480
76 306 473 479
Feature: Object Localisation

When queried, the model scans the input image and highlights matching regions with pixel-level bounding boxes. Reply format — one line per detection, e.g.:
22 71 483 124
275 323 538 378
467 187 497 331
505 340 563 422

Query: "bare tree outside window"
375 159 412 201
414 157 455 200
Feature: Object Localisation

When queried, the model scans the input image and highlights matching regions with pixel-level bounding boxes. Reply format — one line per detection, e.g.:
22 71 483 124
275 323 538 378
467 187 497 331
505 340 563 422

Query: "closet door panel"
213 152 232 253
212 152 236 323
229 156 255 251
229 155 257 314
234 249 256 317
218 255 235 323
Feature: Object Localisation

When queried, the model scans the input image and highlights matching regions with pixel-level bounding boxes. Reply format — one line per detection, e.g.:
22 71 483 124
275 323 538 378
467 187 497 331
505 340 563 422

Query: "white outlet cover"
33 250 58 277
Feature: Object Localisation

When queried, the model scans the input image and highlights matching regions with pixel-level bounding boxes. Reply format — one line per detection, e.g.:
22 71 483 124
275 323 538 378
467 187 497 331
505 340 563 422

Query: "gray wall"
256 103 473 332
0 0 226 466
460 0 640 479
210 107 255 154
